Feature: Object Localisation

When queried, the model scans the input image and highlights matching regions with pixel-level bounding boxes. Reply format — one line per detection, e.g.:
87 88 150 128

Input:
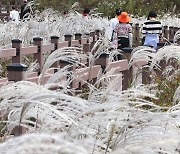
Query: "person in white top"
10 6 20 22
109 8 122 41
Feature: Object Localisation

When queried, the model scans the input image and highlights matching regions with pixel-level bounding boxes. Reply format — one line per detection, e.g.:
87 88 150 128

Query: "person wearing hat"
142 10 162 50
109 8 122 41
113 12 133 49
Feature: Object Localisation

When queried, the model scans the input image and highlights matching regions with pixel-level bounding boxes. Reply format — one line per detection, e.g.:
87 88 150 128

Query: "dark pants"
117 37 129 49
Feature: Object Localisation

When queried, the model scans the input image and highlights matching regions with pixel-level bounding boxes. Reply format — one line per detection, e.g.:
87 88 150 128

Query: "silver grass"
0 9 180 154
173 86 180 105
129 46 155 67
174 29 180 43
112 113 180 154
2 11 180 48
24 60 39 79
38 47 84 84
0 81 90 133
0 9 109 48
0 133 88 154
150 45 180 70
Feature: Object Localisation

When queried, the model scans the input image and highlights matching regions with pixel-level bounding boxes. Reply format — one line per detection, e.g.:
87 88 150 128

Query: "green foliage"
0 59 12 78
34 0 180 17
153 74 180 107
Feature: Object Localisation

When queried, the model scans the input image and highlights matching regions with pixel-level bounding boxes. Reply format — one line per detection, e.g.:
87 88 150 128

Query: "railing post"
122 68 131 90
64 34 72 46
90 31 96 42
51 36 60 68
0 1 2 13
12 39 22 63
142 66 151 84
85 33 90 43
15 0 18 10
7 63 28 82
121 47 133 61
95 30 100 40
134 23 140 47
95 53 109 71
6 1 10 13
83 43 91 53
75 33 82 44
33 37 43 74
169 26 174 42
157 42 166 50
162 26 168 40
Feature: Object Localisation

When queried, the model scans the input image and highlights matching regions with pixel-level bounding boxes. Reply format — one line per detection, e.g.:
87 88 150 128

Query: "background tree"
2 0 179 16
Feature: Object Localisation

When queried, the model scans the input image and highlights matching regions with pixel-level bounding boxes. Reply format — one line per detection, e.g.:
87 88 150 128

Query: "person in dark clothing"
82 8 90 16
20 0 32 20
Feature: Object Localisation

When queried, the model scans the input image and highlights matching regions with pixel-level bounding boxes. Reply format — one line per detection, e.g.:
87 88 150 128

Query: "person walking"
113 12 133 49
10 6 20 22
110 8 122 41
142 10 162 50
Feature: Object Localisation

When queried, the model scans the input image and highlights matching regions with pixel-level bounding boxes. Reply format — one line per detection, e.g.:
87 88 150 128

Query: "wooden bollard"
12 39 22 63
7 63 28 82
33 37 43 74
51 36 60 68
64 34 72 46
